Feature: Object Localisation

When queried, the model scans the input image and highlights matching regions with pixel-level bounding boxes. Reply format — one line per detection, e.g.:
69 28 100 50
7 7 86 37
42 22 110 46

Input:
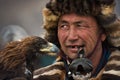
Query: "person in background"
0 25 28 49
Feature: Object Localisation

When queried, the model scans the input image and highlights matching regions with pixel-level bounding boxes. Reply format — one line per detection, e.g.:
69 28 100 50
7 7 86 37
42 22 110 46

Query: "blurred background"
0 0 120 68
0 0 54 68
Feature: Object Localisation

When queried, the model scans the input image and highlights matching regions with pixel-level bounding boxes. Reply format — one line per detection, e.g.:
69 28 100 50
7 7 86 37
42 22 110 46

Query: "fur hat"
42 0 120 48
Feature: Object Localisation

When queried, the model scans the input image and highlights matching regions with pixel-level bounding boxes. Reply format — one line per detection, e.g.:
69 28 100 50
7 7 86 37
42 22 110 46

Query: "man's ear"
101 33 106 41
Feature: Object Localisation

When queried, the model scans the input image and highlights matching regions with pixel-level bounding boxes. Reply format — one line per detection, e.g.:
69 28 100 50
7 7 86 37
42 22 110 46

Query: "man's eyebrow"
59 20 86 23
58 20 68 27
58 20 68 23
73 21 86 24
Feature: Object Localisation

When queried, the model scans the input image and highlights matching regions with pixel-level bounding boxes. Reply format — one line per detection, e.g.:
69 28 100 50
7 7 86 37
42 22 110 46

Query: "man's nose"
67 28 78 42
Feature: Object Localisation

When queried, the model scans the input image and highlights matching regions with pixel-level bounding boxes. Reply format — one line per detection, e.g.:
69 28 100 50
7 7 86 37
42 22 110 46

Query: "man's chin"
68 55 78 60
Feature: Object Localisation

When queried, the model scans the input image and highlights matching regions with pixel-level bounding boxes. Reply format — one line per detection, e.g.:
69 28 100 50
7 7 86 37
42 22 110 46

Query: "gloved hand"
68 49 93 80
68 58 93 80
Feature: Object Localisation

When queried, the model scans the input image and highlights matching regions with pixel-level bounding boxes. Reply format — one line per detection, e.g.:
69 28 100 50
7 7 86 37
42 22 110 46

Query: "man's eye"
76 23 89 28
58 24 69 30
76 24 82 27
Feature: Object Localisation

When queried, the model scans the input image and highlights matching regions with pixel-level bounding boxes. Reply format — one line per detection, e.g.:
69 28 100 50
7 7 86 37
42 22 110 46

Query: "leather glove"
68 49 93 80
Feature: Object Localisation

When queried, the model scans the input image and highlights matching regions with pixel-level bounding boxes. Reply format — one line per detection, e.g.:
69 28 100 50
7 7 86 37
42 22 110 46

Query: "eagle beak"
40 42 60 56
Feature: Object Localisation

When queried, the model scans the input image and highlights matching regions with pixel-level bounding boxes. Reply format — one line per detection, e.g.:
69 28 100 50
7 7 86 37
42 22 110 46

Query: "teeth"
70 46 81 48
71 46 76 48
69 46 76 48
77 46 80 48
67 45 84 49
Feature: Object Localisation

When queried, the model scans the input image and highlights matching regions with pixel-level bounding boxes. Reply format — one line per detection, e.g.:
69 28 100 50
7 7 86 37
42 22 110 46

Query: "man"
57 13 107 75
34 0 120 80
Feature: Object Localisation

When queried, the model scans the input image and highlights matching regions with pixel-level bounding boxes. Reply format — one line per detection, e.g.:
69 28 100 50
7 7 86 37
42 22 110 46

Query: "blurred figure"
0 25 29 49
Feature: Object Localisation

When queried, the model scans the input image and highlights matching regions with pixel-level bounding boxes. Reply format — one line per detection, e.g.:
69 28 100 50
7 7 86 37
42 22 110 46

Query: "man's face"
58 13 106 59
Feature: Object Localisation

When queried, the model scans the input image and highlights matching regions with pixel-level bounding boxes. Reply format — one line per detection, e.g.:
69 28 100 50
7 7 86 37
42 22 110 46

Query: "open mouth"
66 45 85 54
67 45 84 49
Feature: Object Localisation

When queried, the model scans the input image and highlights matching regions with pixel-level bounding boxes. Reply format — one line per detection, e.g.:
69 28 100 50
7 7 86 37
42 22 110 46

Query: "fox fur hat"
42 0 120 48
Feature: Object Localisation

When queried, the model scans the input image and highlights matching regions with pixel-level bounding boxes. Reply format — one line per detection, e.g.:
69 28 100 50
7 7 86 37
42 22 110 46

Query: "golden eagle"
0 36 59 80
